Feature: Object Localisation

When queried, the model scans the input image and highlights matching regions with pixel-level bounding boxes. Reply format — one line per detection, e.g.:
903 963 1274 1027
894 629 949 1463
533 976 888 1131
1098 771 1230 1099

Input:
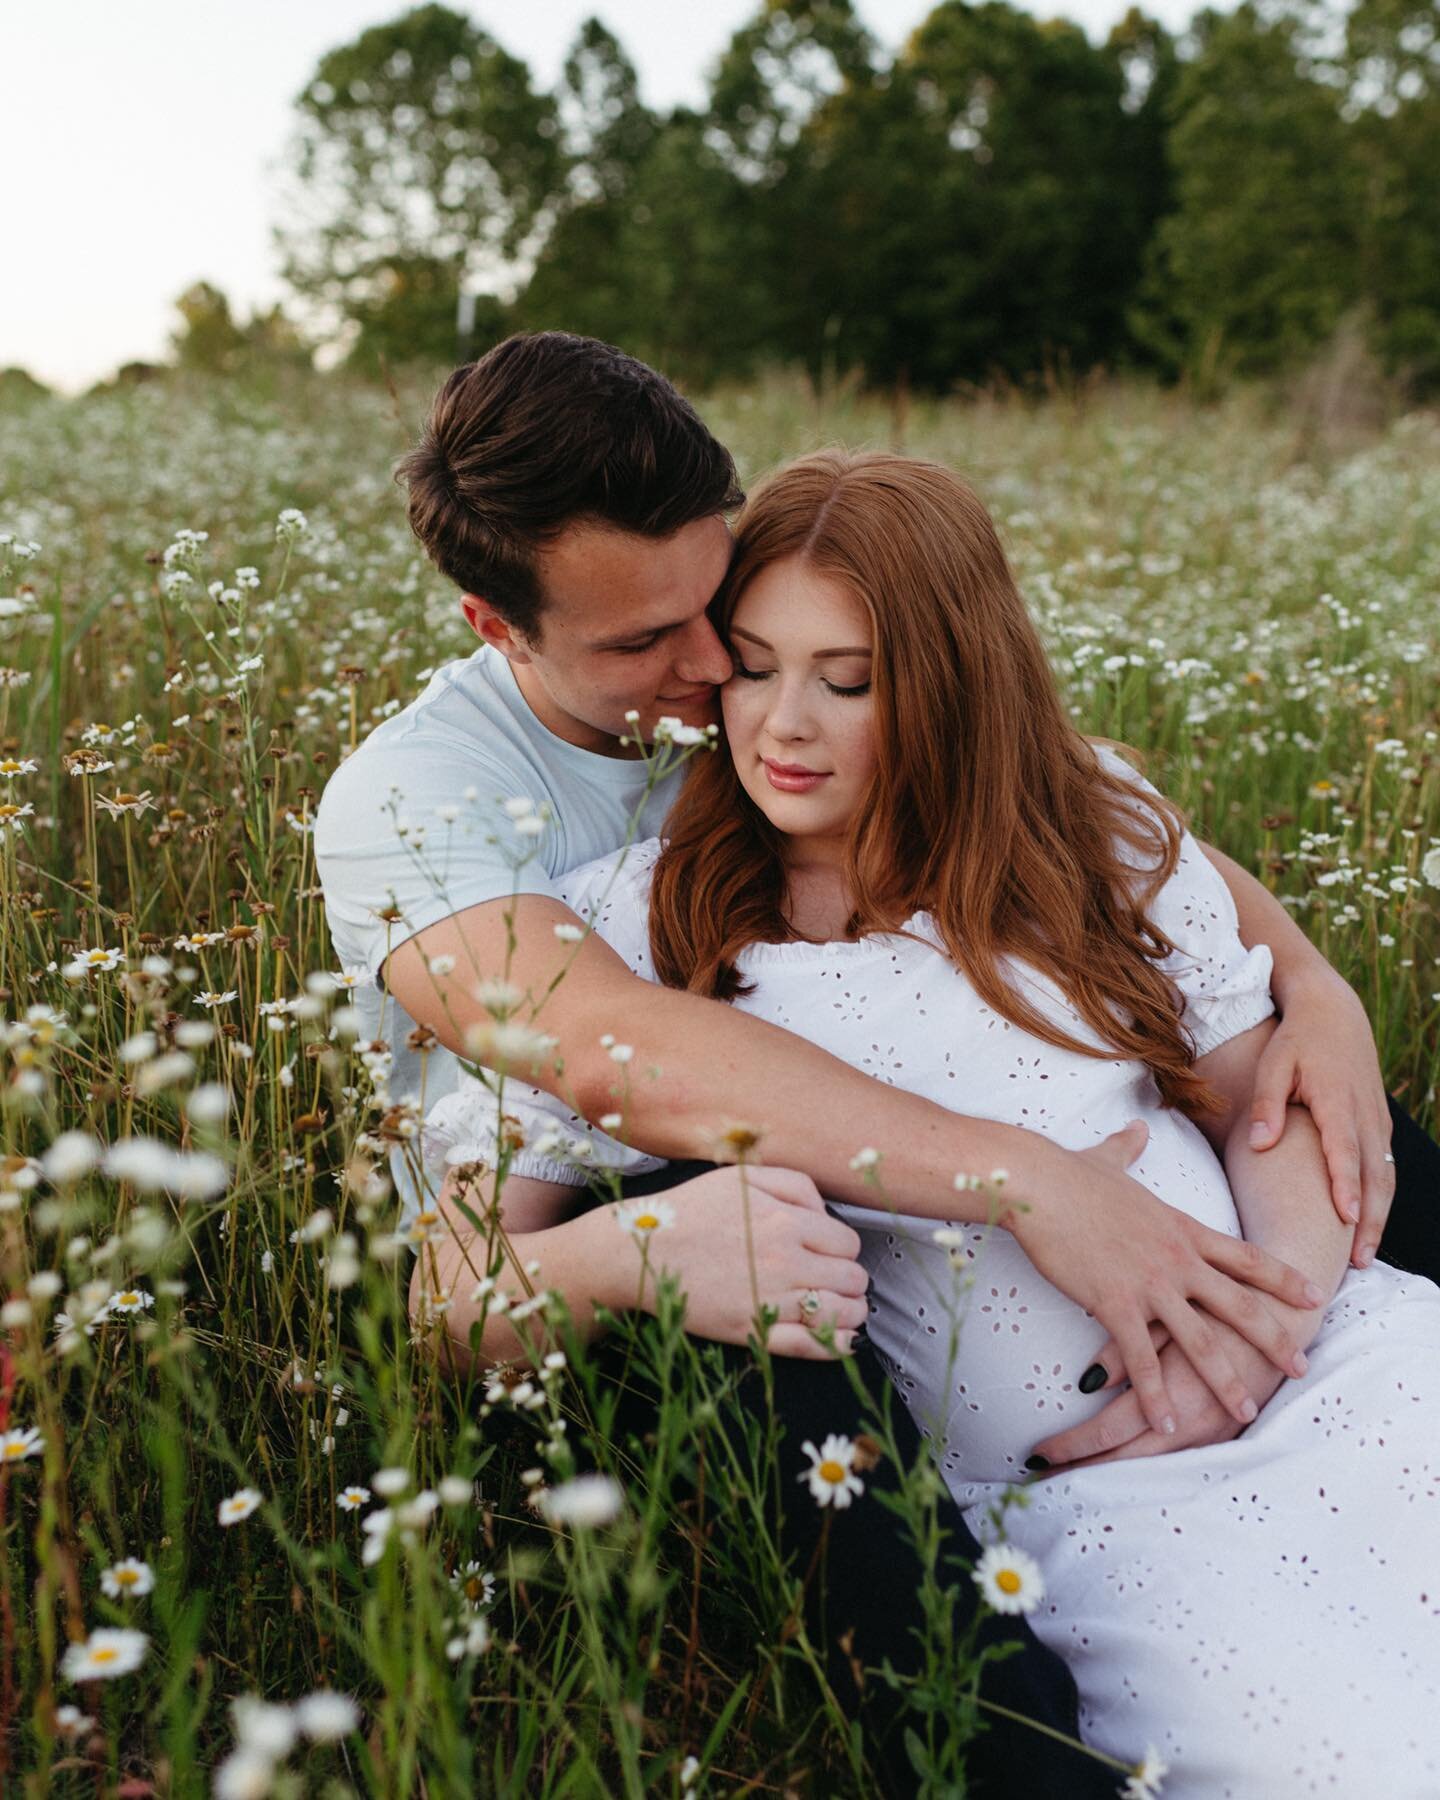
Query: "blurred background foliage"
122 0 1436 399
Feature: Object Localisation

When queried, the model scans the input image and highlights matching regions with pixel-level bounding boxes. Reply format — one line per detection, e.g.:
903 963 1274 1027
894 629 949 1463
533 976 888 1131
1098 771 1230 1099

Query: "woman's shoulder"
1086 737 1164 799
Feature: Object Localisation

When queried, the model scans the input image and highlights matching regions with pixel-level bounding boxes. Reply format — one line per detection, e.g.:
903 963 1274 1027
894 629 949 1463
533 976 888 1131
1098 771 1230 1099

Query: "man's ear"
461 595 534 665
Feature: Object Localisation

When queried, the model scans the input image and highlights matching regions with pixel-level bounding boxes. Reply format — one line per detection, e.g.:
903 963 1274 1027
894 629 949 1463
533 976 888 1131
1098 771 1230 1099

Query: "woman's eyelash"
733 666 870 699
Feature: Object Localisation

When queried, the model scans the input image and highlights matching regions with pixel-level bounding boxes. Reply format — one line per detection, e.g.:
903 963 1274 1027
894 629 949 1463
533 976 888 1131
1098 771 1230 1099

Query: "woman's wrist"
1268 937 1357 1016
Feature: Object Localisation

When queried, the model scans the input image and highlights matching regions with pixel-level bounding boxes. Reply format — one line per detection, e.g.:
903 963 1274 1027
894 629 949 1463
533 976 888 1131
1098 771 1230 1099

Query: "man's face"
463 516 735 753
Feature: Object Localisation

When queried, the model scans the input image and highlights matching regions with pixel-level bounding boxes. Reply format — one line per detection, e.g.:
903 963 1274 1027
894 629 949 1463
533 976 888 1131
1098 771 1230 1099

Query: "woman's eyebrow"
729 626 871 659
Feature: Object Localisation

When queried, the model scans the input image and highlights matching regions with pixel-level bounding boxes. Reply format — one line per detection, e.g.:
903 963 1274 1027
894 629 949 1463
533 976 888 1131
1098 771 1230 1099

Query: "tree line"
200 0 1440 393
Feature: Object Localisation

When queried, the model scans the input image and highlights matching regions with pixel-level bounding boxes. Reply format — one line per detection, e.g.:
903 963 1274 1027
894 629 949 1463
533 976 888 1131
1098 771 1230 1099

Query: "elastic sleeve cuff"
1185 946 1277 1057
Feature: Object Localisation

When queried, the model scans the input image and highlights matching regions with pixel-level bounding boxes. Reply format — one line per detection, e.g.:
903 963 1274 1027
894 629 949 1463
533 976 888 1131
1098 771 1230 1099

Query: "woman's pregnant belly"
829 1106 1244 1498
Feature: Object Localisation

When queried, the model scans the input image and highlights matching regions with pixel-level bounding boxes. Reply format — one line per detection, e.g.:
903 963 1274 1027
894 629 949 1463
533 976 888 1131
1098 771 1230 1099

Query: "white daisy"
54 1703 94 1735
217 1487 262 1527
798 1435 865 1509
0 1426 44 1463
60 1627 148 1681
1120 1746 1169 1798
614 1197 676 1240
337 1484 371 1512
213 1746 276 1800
100 1557 155 1599
972 1542 1045 1616
444 1615 492 1659
294 1688 359 1740
108 1287 154 1313
533 1473 623 1528
450 1560 496 1610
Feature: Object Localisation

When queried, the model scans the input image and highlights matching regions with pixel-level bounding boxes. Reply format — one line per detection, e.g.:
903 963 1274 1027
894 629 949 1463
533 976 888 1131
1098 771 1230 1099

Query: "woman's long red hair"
649 450 1219 1117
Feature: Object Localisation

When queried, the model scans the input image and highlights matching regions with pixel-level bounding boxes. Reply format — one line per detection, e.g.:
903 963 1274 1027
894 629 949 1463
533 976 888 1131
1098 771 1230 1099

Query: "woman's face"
720 556 878 858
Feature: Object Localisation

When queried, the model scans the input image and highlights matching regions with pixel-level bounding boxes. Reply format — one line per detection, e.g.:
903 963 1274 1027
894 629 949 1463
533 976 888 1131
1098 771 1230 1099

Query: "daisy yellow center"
0 805 20 818
91 1647 118 1664
996 1568 1023 1595
633 1213 659 1230
119 1293 138 1304
114 1568 138 1586
464 1576 485 1600
819 1459 846 1484
3 1444 24 1459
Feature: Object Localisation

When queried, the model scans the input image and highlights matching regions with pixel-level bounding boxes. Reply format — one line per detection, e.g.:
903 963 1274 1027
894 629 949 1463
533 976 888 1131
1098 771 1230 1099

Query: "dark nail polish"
1024 1454 1050 1472
1078 1363 1107 1395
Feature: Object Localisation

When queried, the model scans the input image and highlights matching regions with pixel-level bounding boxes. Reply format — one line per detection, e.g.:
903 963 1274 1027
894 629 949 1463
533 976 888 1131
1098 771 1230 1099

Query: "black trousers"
605 1101 1440 1797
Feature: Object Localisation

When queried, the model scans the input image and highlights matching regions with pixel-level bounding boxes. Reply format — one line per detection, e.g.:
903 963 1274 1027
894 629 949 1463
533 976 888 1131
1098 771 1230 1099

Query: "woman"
425 452 1440 1793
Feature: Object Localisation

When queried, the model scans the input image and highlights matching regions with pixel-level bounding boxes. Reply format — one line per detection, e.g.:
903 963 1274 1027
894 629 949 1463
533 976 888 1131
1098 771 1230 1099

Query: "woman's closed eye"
733 664 871 698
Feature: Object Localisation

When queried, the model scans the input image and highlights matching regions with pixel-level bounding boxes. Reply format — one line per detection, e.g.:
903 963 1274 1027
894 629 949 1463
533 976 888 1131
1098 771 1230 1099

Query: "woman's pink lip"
763 758 830 792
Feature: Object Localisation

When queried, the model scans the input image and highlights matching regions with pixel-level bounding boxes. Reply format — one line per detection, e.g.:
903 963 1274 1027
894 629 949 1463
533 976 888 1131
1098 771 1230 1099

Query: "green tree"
520 17 776 384
170 283 311 378
730 0 1164 389
1346 0 1440 385
515 21 660 356
1138 5 1363 378
171 281 250 375
278 4 564 361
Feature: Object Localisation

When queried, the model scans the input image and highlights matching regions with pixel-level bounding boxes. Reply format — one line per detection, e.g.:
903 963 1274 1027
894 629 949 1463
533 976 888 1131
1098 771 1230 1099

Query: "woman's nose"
763 679 817 742
672 615 733 687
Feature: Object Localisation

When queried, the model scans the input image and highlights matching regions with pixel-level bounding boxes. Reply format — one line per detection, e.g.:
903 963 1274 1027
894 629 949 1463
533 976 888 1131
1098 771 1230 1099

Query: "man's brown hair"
398 332 744 639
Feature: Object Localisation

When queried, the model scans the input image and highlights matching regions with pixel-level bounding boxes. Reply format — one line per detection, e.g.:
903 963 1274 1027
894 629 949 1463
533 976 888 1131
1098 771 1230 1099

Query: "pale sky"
2 0 1207 391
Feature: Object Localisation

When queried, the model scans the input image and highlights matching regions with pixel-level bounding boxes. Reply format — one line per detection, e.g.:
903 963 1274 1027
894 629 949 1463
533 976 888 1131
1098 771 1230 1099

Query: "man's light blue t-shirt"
314 644 682 1209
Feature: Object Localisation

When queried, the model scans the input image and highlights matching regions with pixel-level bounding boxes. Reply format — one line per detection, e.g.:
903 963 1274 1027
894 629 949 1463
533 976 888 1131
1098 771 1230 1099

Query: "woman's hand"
1012 1122 1326 1440
1247 970 1395 1266
1023 1325 1287 1473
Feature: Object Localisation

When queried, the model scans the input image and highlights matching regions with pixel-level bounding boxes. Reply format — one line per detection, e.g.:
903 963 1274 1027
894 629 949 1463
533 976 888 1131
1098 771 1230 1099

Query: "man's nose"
672 615 733 687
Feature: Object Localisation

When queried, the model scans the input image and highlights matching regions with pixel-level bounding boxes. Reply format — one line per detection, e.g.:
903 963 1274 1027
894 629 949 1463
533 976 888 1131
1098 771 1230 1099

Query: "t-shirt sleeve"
314 729 558 982
1093 744 1276 1057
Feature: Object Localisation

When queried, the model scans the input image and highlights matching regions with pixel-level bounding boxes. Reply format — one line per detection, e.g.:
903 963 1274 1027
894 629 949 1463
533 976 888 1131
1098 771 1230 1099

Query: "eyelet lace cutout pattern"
423 760 1440 1794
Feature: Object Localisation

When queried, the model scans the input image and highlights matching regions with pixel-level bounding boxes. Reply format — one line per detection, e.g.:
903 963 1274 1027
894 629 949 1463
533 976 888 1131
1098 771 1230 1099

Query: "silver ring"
799 1289 821 1317
1383 1152 1396 1164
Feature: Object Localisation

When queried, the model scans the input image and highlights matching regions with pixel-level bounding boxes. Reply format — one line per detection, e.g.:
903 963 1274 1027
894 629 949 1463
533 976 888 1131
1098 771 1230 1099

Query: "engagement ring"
1384 1152 1396 1164
799 1289 821 1317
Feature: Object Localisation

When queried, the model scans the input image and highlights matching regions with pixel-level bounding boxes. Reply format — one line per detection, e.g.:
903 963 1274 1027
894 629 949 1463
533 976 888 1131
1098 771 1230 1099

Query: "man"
316 331 1437 1793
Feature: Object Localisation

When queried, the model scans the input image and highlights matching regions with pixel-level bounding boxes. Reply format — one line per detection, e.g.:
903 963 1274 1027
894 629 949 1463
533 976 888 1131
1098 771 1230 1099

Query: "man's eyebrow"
729 626 871 659
591 619 688 651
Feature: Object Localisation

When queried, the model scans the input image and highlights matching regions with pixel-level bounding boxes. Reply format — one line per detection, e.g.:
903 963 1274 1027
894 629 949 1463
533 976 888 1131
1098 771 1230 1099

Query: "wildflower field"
1 369 1437 1797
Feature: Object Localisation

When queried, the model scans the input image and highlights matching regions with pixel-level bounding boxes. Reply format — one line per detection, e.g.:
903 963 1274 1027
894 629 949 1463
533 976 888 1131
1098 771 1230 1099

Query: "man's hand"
1013 1122 1326 1440
1025 1322 1288 1473
1246 971 1395 1266
631 1165 871 1359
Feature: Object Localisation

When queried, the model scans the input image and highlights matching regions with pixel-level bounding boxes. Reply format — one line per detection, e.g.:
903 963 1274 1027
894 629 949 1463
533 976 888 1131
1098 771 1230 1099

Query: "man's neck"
507 659 643 761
